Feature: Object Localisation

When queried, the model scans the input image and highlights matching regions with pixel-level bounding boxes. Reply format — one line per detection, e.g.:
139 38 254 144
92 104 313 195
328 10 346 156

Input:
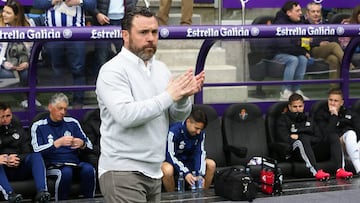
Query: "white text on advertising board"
0 29 61 39
90 29 122 39
186 27 250 38
276 26 336 36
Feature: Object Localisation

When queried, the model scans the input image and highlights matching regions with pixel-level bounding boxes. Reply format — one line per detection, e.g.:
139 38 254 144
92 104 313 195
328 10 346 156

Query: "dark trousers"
46 162 95 201
0 153 48 195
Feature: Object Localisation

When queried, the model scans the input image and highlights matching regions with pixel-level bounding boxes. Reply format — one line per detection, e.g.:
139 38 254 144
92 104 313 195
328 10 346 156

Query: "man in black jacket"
276 93 330 180
277 93 353 179
315 88 360 176
272 1 309 101
88 0 138 82
0 102 50 203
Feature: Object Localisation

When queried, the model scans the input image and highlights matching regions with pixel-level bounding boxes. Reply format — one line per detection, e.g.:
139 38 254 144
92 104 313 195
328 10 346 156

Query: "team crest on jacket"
12 133 20 140
64 131 72 136
179 141 185 149
48 134 54 144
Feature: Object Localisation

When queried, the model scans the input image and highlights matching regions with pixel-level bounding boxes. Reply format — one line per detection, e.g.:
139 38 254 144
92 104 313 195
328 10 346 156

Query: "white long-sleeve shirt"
96 48 192 179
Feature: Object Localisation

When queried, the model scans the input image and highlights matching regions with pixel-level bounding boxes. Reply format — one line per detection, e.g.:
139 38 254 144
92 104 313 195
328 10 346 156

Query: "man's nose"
146 33 155 41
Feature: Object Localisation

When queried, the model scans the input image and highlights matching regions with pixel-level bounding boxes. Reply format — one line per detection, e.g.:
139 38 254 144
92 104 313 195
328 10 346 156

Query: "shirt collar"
122 47 154 76
122 48 154 65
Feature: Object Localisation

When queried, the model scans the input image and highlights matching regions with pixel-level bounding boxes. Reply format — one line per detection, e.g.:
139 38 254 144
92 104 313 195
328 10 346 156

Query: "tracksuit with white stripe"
276 111 343 176
165 121 206 177
31 116 95 201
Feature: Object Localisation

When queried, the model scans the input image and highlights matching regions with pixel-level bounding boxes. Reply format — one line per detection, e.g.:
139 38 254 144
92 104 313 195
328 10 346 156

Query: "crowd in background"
1 1 360 106
1 0 360 202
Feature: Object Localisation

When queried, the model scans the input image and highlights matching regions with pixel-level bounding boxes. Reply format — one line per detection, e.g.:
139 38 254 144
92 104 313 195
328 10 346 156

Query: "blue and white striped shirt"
46 4 85 27
33 0 96 27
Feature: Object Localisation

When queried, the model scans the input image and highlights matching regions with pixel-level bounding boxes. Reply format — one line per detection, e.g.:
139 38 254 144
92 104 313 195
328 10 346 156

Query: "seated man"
272 1 309 101
305 2 345 87
161 108 216 192
31 93 95 201
276 93 352 181
0 102 50 203
315 88 360 176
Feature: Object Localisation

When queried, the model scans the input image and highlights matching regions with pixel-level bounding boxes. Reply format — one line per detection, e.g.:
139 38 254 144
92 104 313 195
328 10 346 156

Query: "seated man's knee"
326 55 339 67
80 163 96 178
61 166 73 181
29 152 42 161
161 162 174 177
206 159 216 172
343 130 357 142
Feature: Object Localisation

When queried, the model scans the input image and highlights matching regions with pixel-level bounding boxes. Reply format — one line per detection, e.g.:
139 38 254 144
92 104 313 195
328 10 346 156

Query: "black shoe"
8 192 22 203
35 191 51 203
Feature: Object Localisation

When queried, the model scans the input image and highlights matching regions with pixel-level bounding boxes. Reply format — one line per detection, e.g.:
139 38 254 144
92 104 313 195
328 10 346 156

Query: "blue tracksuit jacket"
31 116 93 166
165 121 206 177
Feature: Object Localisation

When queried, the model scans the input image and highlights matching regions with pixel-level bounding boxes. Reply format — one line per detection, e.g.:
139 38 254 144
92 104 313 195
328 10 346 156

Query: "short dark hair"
0 102 11 111
282 1 300 13
328 88 343 99
121 7 157 31
288 93 304 104
188 108 208 128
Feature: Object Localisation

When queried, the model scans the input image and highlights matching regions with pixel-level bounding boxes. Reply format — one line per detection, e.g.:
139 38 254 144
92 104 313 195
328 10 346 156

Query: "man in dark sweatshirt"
0 102 50 203
272 1 310 101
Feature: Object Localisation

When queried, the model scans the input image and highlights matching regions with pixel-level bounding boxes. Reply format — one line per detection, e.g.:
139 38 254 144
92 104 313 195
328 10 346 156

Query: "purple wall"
223 0 359 9
0 0 33 6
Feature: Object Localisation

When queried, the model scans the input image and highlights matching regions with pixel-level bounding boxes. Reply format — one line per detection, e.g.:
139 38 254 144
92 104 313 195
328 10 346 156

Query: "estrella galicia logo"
63 29 73 39
250 27 260 36
160 28 170 38
336 27 345 36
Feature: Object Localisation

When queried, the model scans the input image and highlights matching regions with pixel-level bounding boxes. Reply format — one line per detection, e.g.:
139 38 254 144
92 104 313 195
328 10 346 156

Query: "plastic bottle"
245 166 251 175
177 172 185 192
308 57 314 65
191 171 197 192
197 171 203 191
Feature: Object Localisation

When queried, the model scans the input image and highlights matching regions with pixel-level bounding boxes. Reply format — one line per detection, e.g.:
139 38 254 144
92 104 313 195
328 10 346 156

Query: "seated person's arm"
71 121 93 150
31 127 60 153
33 0 54 9
0 154 8 165
276 115 293 143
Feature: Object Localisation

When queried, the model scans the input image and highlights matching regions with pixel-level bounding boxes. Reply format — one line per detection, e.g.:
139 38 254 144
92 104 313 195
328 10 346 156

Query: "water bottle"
191 171 197 192
308 57 314 65
177 172 185 192
197 171 203 191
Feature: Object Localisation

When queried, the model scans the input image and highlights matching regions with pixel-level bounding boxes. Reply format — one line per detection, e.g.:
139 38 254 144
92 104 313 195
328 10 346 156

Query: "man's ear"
340 99 344 107
286 10 293 17
47 104 52 112
122 30 129 43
